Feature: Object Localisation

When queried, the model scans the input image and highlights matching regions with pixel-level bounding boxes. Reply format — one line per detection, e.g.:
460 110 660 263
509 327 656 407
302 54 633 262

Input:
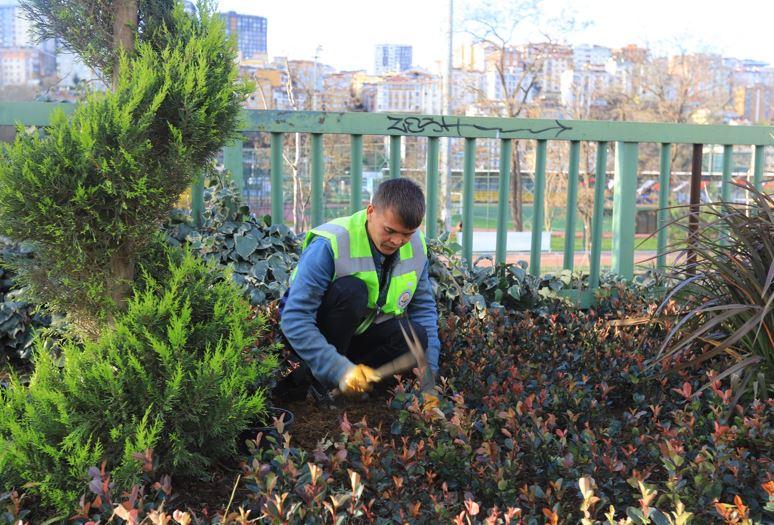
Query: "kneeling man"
278 178 440 401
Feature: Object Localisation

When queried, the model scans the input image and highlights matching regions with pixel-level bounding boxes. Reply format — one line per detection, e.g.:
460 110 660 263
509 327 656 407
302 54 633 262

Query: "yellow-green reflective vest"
300 209 427 334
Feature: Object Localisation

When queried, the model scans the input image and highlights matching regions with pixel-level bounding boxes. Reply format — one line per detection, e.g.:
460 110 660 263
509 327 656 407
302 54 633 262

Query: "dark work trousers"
275 275 428 400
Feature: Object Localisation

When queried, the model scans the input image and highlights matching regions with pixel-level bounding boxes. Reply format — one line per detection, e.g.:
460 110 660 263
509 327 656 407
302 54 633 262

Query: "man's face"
366 204 418 256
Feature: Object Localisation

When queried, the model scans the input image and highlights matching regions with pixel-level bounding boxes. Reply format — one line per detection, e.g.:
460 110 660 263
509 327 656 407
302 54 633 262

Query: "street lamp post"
312 44 322 111
442 0 454 230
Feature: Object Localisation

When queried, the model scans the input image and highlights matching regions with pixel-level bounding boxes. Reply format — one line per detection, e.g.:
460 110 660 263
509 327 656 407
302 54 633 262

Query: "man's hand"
418 370 440 412
339 364 380 395
422 392 440 412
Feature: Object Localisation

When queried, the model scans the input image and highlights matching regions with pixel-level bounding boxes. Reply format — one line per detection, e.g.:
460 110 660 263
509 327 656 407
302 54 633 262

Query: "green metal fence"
1 103 772 306
241 111 771 296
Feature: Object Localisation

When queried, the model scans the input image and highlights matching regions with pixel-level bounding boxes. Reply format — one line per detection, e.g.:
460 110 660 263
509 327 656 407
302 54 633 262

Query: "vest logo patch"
398 289 412 309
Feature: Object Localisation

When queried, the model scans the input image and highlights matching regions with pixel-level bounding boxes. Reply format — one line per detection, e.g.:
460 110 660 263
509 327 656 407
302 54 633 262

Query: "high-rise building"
520 42 573 102
560 64 612 112
322 70 363 112
454 43 487 71
0 47 44 85
734 83 773 122
55 49 100 88
573 44 612 68
374 44 412 75
220 11 267 61
0 3 57 85
0 3 33 48
608 45 649 95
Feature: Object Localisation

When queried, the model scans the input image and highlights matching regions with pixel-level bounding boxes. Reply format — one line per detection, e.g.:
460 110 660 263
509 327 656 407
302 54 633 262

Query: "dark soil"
165 394 397 514
172 467 243 515
271 392 397 451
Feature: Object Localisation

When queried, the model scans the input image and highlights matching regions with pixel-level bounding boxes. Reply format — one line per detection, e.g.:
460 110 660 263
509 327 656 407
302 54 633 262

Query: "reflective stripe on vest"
312 222 376 275
301 209 427 331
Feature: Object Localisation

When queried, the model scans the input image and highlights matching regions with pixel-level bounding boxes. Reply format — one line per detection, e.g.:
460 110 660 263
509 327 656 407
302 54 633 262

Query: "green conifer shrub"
0 2 249 332
0 248 276 513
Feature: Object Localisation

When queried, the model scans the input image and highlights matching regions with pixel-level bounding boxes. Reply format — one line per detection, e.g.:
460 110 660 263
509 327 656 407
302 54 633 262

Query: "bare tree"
462 0 588 231
560 73 611 261
600 47 733 172
543 143 568 232
260 61 367 230
282 59 308 231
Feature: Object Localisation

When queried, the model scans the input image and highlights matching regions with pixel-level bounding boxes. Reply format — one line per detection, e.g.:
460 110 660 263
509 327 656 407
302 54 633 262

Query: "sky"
218 0 774 72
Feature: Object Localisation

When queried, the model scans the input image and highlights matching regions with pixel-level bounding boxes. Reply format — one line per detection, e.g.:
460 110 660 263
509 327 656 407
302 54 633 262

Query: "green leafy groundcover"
235 299 772 524
4 288 771 523
164 174 301 306
0 241 43 367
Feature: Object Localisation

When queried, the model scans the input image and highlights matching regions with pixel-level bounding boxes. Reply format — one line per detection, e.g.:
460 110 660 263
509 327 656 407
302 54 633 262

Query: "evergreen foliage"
20 0 177 82
0 2 249 330
0 248 276 513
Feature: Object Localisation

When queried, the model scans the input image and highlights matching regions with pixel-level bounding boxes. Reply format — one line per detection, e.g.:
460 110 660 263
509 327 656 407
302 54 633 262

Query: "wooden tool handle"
374 352 417 379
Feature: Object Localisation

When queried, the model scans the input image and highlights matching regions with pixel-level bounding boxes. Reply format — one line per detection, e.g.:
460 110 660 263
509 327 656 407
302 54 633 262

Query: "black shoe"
273 363 314 402
307 381 336 407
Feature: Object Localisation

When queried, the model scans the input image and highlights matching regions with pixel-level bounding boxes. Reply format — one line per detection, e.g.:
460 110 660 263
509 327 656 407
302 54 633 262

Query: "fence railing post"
426 137 440 239
462 138 476 268
311 133 324 227
350 134 363 214
611 141 639 279
657 143 672 270
223 139 244 194
191 171 204 228
563 141 580 271
270 132 284 225
721 144 733 202
752 145 764 191
390 135 401 179
530 140 547 277
686 144 703 274
496 139 512 265
586 142 608 308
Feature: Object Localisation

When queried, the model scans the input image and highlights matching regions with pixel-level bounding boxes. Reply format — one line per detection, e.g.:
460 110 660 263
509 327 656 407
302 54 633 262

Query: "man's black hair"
372 178 426 230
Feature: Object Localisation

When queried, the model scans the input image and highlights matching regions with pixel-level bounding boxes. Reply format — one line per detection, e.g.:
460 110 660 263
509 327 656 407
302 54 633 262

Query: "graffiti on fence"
386 115 572 138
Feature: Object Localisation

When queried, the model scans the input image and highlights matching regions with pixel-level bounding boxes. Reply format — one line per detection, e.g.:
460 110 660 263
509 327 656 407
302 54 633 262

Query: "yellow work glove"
339 364 380 395
422 392 440 412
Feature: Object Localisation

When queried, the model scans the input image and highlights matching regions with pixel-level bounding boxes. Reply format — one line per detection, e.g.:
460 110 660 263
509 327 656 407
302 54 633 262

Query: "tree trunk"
106 1 138 313
582 214 591 254
108 245 135 313
510 140 524 231
112 0 138 87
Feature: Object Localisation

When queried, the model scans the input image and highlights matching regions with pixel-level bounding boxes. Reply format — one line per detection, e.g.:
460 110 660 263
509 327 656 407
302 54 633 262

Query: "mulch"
271 392 397 452
166 394 398 513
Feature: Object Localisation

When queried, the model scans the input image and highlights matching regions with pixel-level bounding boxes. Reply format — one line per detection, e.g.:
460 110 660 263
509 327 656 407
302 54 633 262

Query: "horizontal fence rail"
1 103 772 307
246 110 772 144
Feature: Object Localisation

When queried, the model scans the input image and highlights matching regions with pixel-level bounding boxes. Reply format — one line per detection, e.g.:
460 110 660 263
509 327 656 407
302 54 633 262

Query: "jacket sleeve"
406 258 441 375
279 237 353 388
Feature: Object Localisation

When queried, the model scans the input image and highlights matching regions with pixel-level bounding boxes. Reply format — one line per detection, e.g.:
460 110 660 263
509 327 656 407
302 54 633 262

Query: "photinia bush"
5 291 772 523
